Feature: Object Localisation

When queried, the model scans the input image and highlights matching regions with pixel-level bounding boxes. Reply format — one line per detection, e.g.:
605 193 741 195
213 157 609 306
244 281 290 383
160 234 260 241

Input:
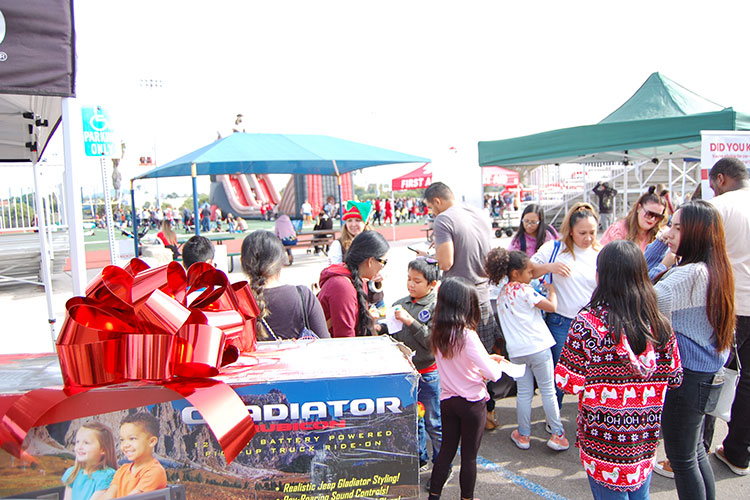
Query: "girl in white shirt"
486 248 569 452
428 277 504 500
530 202 600 407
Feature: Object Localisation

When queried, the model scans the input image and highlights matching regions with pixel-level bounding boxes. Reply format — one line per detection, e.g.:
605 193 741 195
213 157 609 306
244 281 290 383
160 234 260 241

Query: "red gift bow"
0 258 261 464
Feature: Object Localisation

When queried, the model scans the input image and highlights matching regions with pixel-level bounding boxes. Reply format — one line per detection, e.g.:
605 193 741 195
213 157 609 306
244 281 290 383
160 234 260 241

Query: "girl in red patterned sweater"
556 240 682 498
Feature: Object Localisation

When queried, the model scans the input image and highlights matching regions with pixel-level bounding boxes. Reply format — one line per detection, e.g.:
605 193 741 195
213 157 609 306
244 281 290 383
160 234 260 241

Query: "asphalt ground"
422 394 747 499
2 232 748 498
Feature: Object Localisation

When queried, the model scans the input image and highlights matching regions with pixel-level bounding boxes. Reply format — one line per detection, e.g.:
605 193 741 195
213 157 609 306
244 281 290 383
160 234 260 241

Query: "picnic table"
177 233 235 245
292 229 340 253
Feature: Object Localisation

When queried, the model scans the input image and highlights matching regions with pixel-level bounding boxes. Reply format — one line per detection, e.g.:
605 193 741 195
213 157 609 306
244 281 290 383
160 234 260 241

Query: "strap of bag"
296 285 310 330
259 317 279 341
732 340 742 380
546 240 561 284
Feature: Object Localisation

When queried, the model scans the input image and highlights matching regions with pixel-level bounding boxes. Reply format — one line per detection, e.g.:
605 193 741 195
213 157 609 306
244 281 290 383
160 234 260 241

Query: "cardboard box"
0 337 419 500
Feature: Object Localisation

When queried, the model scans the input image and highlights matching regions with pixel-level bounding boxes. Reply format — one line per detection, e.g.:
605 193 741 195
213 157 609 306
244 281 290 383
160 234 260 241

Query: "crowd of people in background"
123 155 749 500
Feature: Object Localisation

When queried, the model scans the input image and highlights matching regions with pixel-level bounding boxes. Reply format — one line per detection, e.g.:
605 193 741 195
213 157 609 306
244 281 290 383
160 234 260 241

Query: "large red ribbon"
1 259 261 464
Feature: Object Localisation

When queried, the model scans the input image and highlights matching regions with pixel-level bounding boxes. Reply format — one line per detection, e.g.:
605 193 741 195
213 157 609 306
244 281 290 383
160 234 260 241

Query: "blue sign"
81 105 115 157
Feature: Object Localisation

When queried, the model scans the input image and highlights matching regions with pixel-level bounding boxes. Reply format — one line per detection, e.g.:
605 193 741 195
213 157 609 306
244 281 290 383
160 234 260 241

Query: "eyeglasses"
641 207 665 220
522 219 540 226
375 257 388 267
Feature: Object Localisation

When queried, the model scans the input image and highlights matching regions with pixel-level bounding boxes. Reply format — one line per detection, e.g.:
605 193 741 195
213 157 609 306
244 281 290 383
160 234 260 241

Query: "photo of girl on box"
61 421 117 500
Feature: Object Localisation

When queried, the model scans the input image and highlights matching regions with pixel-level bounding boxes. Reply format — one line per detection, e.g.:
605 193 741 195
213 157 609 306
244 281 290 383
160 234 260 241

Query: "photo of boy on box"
62 421 118 500
101 412 167 499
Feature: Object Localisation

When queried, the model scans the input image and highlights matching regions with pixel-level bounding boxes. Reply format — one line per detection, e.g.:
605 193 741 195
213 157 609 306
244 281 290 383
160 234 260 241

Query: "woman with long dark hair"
556 240 682 498
241 230 329 340
600 187 667 252
654 200 735 500
508 204 559 257
318 230 389 337
428 277 504 500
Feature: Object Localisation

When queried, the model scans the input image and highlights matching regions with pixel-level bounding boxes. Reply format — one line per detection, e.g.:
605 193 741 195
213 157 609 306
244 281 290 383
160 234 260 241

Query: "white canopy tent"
0 0 81 345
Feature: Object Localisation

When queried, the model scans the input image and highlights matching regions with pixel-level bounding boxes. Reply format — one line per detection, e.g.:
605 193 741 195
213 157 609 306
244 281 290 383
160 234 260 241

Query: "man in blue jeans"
709 157 750 476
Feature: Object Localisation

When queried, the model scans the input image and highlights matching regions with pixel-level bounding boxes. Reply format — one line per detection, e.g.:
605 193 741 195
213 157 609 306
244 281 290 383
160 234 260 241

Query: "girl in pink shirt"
428 277 504 500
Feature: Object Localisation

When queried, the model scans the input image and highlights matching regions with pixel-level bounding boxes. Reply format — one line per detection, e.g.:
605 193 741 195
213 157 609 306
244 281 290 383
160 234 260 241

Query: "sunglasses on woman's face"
641 207 665 220
375 257 388 267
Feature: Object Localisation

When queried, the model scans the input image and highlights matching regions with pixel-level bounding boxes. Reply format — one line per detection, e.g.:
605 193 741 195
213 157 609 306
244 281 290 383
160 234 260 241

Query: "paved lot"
427 394 748 499
2 233 748 498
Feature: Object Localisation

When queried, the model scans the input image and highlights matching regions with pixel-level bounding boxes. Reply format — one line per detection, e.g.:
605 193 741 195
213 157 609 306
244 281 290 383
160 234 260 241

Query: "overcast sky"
33 0 750 201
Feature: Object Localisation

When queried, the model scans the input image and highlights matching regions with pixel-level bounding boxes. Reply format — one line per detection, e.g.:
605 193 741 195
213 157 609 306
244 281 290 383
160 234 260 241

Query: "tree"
181 194 209 211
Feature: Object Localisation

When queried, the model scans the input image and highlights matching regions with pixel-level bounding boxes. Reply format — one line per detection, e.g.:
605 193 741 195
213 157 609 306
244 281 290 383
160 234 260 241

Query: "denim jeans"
587 473 652 500
546 312 573 407
510 349 563 436
418 370 443 464
661 368 717 500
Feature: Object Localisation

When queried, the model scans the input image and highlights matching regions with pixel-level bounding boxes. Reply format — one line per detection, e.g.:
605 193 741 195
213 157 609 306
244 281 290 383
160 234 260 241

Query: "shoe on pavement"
653 459 674 479
511 429 531 450
485 410 498 431
715 446 750 476
419 461 432 473
547 433 569 451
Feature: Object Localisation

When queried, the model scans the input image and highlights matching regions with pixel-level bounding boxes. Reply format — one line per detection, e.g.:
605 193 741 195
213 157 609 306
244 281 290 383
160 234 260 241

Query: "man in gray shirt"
424 182 502 429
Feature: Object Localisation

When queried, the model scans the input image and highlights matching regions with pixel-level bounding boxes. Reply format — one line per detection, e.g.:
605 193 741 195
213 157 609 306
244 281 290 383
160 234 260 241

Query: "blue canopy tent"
131 132 430 253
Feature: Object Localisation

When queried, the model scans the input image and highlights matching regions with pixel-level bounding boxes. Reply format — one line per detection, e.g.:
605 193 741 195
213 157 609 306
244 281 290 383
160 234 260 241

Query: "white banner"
700 131 750 200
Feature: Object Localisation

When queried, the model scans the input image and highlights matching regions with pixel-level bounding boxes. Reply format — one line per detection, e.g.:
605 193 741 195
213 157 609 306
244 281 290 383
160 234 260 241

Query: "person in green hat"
328 200 372 265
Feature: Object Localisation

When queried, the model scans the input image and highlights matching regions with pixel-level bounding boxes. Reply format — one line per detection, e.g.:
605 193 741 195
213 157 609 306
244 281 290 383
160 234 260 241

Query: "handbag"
707 342 742 422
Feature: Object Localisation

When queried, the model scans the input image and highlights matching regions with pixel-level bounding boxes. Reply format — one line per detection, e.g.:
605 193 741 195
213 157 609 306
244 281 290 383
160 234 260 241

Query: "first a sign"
81 105 115 157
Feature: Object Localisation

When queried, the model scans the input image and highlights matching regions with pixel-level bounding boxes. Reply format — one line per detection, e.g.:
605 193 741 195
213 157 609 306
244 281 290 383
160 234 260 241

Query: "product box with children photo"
0 337 420 500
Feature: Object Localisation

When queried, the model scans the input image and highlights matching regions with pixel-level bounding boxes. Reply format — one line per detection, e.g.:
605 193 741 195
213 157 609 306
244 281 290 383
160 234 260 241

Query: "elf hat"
342 200 372 222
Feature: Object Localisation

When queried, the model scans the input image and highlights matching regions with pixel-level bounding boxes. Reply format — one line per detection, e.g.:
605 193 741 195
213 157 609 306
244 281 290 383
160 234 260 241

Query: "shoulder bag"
707 342 741 422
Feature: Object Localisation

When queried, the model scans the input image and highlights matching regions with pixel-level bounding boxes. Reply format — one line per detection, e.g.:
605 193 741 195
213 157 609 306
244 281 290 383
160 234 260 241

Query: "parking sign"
81 105 115 157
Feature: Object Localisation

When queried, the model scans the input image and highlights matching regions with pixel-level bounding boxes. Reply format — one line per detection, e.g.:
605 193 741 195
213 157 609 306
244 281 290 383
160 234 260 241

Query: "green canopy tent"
478 72 750 216
479 73 750 170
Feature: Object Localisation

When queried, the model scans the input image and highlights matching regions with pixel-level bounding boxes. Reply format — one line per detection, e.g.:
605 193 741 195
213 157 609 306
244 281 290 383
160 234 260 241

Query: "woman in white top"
530 202 600 406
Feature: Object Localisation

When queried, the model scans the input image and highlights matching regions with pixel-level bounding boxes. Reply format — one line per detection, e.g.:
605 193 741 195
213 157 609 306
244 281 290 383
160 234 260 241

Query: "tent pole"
33 160 56 347
61 97 87 295
192 163 200 235
131 179 139 257
332 160 343 226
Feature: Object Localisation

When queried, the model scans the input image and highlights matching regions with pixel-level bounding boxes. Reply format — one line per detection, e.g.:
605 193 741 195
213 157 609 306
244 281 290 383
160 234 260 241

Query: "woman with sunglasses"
600 187 667 252
653 200 735 500
508 204 559 258
530 202 600 407
318 230 390 337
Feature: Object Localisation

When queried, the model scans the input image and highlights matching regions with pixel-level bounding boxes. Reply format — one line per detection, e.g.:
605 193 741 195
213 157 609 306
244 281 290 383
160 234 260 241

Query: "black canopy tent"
0 0 76 342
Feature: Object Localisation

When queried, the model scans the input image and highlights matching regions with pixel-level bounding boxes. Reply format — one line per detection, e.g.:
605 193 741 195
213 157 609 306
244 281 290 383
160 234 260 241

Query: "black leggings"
429 396 486 500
